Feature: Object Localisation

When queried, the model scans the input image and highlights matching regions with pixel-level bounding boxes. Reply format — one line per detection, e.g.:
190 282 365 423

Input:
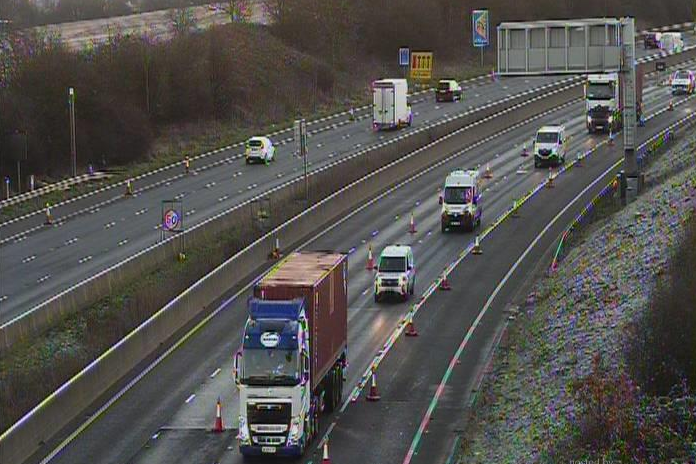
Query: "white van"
372 79 413 130
374 245 415 302
244 136 275 164
660 32 683 53
533 125 568 168
439 169 482 232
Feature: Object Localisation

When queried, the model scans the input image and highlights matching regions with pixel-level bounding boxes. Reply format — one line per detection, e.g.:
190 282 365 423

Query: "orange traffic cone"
484 163 493 179
269 237 282 259
472 235 483 255
511 199 520 218
366 244 376 270
44 203 53 225
366 370 381 401
546 167 555 189
668 99 674 111
439 271 451 290
405 315 419 336
322 441 332 463
521 144 529 157
409 212 417 234
576 152 583 167
212 397 224 433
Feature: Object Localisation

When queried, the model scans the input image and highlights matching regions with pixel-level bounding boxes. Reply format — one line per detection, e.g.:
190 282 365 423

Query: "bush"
625 215 696 396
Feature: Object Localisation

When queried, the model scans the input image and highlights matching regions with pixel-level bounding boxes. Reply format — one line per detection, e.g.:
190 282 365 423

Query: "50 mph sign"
163 209 181 231
410 51 433 80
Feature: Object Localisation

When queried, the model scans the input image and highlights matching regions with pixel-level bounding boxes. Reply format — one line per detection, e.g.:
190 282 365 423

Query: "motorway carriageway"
26 73 696 464
0 38 688 324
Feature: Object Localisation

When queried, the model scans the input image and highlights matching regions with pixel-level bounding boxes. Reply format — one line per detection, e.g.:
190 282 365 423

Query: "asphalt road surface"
25 76 696 464
0 40 690 326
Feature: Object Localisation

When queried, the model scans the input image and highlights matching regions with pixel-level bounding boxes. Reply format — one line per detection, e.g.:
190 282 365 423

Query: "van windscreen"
444 186 473 204
536 132 559 144
247 140 263 148
379 256 406 272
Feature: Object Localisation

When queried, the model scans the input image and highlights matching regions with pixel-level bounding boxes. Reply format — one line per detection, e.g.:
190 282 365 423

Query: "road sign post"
4 176 9 199
410 51 433 86
68 87 77 178
472 9 490 67
161 199 185 257
399 46 410 80
294 119 309 201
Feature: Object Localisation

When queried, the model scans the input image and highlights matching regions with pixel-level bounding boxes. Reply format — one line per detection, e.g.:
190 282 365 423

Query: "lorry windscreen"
242 348 299 386
586 83 613 100
536 132 559 144
444 186 473 204
379 256 406 272
674 71 690 80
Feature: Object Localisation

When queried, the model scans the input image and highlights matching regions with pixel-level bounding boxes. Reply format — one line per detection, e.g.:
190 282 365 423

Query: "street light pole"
69 87 77 177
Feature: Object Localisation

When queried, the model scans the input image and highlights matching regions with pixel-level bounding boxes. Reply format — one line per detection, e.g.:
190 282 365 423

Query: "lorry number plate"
262 446 277 453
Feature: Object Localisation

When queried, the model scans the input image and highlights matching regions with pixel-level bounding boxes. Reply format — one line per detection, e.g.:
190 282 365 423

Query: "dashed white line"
22 255 36 263
37 274 51 283
185 394 196 404
0 295 7 302
218 195 229 202
210 368 222 378
135 208 148 216
78 255 93 264
104 221 116 229
118 239 128 246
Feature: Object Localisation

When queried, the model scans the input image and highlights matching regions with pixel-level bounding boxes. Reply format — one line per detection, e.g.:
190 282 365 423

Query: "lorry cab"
436 79 462 102
660 32 683 53
440 169 482 232
534 125 567 168
374 245 415 302
245 136 275 164
671 70 695 95
585 73 621 134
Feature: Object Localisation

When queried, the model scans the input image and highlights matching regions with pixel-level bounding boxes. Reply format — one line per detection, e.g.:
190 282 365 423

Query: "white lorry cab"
439 169 482 232
372 79 413 131
671 70 695 95
585 73 621 133
660 32 684 53
374 245 415 302
533 125 568 168
245 136 276 164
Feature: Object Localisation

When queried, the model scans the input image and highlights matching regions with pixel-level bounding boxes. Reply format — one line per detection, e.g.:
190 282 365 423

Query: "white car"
671 70 695 95
245 136 275 164
533 125 568 168
374 245 415 302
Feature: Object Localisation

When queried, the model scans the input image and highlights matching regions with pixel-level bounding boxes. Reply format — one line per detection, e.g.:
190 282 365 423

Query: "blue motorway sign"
472 9 490 47
399 47 410 67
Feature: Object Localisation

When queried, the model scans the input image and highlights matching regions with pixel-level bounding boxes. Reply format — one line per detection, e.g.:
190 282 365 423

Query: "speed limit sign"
163 209 180 231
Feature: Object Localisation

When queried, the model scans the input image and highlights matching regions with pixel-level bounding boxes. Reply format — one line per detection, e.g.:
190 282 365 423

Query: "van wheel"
441 223 447 233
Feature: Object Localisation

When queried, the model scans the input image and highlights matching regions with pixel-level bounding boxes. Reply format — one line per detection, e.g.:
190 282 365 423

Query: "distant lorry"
372 78 413 130
584 70 644 134
643 32 661 49
439 169 482 232
234 251 348 458
659 32 684 53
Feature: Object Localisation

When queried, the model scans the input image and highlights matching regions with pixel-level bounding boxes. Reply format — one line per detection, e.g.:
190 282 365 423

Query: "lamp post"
69 87 77 177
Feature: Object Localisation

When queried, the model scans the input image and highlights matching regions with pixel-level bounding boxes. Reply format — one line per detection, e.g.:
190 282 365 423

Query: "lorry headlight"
608 115 613 124
237 416 251 445
587 116 592 124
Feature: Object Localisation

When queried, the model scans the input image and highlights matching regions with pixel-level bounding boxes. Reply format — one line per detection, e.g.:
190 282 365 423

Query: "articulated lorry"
372 78 413 130
234 251 348 458
585 69 644 134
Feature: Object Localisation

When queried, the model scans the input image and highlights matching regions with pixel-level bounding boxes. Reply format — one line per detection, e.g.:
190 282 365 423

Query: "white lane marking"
37 274 51 283
78 256 93 264
23 255 36 263
104 221 116 229
118 239 128 247
0 295 7 302
210 368 221 378
64 237 79 246
185 394 196 404
135 208 148 216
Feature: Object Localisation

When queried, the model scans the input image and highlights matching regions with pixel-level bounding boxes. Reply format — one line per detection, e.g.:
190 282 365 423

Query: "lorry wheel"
534 158 540 168
324 372 336 413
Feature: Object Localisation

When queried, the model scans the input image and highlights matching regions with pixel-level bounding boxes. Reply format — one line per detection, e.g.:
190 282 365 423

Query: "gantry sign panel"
497 18 623 75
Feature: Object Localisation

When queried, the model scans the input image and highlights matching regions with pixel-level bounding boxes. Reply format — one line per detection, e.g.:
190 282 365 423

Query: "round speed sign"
163 209 180 231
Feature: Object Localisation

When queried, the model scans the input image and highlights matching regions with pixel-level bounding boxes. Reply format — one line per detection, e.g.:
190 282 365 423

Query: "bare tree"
223 0 252 23
261 0 288 24
169 5 197 35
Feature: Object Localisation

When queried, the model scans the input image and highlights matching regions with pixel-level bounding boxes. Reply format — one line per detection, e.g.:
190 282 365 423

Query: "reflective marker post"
294 119 308 202
4 176 9 199
69 87 77 177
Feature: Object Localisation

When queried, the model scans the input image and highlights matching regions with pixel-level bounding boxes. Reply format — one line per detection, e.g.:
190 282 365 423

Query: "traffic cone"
44 203 53 225
546 168 554 189
490 68 496 82
322 441 332 463
511 199 520 218
576 152 583 167
521 143 529 157
366 371 381 401
212 397 224 433
472 235 483 255
124 179 133 196
409 212 417 234
668 99 674 111
405 315 419 336
608 129 615 146
484 163 493 179
439 271 451 290
349 106 355 121
366 244 376 270
269 237 281 259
